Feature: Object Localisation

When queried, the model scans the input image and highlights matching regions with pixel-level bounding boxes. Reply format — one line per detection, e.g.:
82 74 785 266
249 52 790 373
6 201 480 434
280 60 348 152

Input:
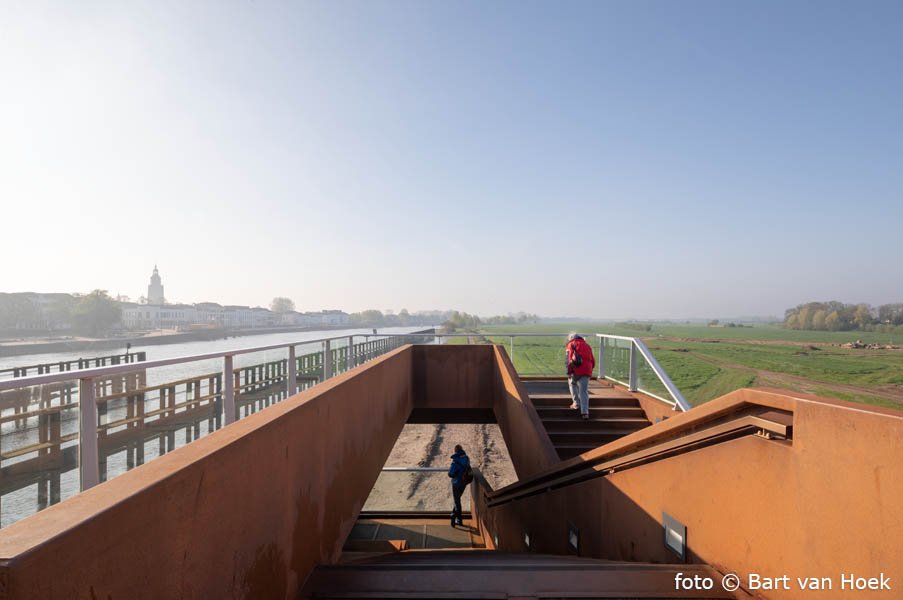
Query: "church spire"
148 265 165 304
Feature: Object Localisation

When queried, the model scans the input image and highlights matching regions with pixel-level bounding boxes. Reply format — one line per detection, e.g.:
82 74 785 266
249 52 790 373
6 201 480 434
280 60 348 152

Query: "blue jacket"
448 450 470 487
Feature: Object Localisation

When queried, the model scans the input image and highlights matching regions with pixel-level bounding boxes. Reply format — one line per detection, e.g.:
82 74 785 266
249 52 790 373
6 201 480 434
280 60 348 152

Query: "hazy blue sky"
2 1 900 318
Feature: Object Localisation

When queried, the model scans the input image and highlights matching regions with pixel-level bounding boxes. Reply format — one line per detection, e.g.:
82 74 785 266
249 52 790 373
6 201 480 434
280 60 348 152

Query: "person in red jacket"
565 333 596 419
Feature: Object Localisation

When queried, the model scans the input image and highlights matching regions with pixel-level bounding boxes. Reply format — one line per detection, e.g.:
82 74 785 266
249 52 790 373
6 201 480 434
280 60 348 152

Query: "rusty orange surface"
1 345 900 600
474 387 903 599
0 346 415 599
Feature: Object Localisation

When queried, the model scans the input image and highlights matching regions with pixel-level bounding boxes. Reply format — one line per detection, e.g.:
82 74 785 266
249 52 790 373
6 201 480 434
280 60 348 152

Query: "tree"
812 309 828 330
797 306 813 330
853 304 873 329
0 294 40 329
825 311 841 331
47 296 77 329
878 303 903 325
270 297 296 313
72 290 122 336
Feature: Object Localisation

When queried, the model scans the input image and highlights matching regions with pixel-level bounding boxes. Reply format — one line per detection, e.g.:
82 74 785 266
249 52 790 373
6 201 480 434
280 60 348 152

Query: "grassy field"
482 322 901 344
475 323 903 409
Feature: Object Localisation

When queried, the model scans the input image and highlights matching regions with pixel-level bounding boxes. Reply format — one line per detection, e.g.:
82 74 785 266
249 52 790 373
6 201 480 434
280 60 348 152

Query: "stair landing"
341 516 483 563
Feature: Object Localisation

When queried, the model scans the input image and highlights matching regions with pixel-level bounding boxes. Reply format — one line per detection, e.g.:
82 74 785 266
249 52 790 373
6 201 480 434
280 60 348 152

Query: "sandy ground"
363 424 517 513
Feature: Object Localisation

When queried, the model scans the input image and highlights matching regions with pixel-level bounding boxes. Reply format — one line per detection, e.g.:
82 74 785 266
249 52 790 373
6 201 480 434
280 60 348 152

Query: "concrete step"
300 550 736 598
531 394 638 407
536 407 644 421
522 380 615 394
542 417 650 431
548 430 635 446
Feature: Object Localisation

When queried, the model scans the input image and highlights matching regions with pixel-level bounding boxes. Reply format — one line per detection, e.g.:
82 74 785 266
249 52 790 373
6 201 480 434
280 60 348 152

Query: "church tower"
148 265 165 305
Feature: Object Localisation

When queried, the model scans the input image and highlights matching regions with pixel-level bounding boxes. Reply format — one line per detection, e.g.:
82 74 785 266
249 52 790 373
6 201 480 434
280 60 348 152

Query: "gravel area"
363 424 516 512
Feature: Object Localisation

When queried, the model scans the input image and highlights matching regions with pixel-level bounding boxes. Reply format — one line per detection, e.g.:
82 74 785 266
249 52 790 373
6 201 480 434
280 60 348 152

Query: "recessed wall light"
567 522 579 554
663 512 686 560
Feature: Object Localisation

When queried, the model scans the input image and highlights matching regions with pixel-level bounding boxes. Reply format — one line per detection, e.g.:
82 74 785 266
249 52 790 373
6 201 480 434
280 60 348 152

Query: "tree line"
0 291 121 336
440 311 539 332
344 309 539 331
347 309 439 327
784 301 903 332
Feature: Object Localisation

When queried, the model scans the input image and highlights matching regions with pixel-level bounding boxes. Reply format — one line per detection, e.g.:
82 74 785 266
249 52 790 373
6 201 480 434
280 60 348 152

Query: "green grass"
474 323 903 409
810 388 902 411
481 322 901 344
643 323 899 344
646 339 903 388
650 349 755 406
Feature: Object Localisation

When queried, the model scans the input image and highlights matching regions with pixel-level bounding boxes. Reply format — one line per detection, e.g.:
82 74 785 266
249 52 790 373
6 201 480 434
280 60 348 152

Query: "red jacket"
566 337 595 377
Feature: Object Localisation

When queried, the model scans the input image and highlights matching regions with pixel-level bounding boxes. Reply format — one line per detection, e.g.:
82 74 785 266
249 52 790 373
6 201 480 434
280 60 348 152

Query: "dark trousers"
451 482 465 522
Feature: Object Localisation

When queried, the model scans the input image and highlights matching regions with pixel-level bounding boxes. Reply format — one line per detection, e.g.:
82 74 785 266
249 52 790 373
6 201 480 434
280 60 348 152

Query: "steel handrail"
365 332 691 412
594 334 690 412
631 337 690 411
487 407 791 508
0 333 424 391
381 467 447 472
0 331 427 494
0 328 689 504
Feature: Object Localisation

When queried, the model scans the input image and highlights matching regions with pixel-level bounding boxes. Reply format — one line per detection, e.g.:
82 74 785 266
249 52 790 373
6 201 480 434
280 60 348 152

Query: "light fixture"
567 522 579 554
663 512 686 560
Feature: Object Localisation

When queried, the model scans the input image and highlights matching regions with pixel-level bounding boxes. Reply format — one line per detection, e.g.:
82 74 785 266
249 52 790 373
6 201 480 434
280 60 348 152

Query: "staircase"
524 378 651 460
300 550 737 598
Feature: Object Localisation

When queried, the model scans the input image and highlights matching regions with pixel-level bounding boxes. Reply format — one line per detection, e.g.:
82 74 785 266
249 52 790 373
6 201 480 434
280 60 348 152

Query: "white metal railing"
381 466 447 472
364 332 690 412
593 334 690 412
0 328 686 526
0 331 430 497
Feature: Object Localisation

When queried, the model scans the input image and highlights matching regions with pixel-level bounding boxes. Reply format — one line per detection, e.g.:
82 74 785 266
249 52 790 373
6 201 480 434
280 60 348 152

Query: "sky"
1 1 901 319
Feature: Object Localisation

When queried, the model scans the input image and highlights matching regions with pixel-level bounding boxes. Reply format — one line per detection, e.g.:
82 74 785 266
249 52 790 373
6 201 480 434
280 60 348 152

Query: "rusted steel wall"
480 389 903 599
411 344 558 479
633 390 681 424
0 346 414 600
490 346 559 479
411 344 495 409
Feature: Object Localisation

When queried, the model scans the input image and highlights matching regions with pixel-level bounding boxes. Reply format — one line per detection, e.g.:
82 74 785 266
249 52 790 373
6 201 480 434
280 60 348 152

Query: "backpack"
462 464 474 486
569 341 583 368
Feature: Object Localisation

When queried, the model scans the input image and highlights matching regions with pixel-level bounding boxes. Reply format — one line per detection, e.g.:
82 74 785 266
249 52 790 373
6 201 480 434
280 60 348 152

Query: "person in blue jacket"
447 444 470 527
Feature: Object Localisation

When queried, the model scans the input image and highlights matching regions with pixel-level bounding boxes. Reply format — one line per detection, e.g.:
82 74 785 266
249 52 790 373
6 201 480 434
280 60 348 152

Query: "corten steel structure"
0 343 900 599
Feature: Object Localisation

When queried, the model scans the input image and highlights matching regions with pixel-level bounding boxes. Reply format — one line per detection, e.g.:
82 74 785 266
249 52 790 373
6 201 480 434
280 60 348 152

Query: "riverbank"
0 325 435 358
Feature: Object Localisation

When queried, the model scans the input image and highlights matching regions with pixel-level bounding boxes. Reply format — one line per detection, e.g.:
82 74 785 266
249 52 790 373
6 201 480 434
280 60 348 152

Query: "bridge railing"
364 332 690 412
0 328 688 528
363 467 464 513
594 334 690 411
0 331 431 527
0 351 147 380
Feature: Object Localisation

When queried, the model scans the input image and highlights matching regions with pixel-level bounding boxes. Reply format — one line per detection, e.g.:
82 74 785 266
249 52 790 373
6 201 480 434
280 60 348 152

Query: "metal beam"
78 377 100 490
223 355 235 425
288 346 297 396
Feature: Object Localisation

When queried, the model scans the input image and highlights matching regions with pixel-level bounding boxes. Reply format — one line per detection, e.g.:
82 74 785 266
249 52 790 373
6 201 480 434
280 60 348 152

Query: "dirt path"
685 351 903 404
364 423 517 513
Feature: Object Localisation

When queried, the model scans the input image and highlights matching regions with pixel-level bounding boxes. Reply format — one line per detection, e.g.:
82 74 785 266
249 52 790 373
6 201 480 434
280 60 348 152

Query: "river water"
0 326 430 527
0 326 428 384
